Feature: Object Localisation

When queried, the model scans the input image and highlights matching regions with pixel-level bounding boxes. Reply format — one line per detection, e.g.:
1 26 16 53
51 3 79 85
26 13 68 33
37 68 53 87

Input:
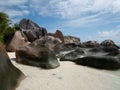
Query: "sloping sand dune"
8 52 120 90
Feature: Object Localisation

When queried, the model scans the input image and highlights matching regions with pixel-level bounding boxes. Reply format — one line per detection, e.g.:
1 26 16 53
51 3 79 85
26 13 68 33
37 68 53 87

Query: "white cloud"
0 0 120 44
29 0 51 16
27 0 120 30
28 0 120 44
98 30 120 39
0 0 29 20
112 0 120 13
0 0 28 6
29 0 120 19
1 0 120 21
6 10 29 17
87 29 120 44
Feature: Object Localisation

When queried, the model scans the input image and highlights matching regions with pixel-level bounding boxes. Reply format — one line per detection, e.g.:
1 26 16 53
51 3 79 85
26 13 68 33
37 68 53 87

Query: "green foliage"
0 34 4 43
0 12 10 34
13 23 20 30
0 12 15 44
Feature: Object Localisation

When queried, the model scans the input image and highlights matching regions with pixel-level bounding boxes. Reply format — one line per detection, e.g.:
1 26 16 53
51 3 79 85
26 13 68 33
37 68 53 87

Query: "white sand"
8 52 120 90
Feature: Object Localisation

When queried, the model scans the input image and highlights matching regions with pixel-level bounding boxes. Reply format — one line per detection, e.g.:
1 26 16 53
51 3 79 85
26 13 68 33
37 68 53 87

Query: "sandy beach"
8 52 120 90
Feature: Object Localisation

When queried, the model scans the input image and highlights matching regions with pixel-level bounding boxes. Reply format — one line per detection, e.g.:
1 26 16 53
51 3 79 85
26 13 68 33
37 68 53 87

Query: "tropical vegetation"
0 12 19 43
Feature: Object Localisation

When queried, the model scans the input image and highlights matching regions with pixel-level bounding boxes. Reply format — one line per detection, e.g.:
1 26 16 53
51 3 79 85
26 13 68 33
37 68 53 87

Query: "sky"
0 0 120 44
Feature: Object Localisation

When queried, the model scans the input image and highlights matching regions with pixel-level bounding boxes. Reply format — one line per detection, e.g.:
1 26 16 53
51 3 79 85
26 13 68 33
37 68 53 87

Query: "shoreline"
8 52 120 90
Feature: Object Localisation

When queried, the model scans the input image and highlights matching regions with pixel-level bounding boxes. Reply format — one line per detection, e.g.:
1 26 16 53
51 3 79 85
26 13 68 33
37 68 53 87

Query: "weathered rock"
82 41 100 48
0 43 25 90
101 39 119 49
88 47 119 56
23 30 39 42
60 47 120 70
34 36 62 50
75 56 120 70
19 18 41 31
76 47 120 70
41 27 47 36
54 43 80 53
48 30 64 43
64 36 80 44
48 30 80 44
5 31 30 52
19 18 47 42
54 30 65 43
15 41 60 69
60 48 85 61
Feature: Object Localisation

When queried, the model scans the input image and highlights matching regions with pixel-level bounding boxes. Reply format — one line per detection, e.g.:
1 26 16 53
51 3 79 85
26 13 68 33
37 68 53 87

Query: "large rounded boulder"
15 40 60 69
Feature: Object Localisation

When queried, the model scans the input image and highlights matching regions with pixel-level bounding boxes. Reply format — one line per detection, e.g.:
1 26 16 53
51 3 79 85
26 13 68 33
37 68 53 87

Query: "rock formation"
60 48 85 61
48 30 80 44
19 18 41 31
15 40 60 69
75 55 120 70
82 41 100 48
0 43 25 90
54 43 81 54
5 31 29 52
60 47 120 70
19 18 47 42
101 39 119 49
4 18 120 70
48 30 65 43
34 36 62 50
64 36 80 44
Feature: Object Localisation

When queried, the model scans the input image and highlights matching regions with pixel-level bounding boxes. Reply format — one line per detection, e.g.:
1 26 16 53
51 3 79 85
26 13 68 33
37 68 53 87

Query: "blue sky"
0 0 120 44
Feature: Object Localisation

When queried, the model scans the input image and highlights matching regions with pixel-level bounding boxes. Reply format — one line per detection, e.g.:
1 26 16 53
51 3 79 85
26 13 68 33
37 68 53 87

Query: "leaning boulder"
15 40 60 69
0 43 25 90
5 31 29 52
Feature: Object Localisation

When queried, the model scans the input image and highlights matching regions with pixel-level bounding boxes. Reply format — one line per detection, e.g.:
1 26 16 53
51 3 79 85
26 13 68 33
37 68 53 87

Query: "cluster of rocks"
5 18 120 70
1 18 120 90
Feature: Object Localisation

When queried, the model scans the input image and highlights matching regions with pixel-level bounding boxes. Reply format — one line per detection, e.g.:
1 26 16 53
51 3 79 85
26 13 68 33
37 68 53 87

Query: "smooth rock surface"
5 31 28 52
0 44 25 90
15 41 60 69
